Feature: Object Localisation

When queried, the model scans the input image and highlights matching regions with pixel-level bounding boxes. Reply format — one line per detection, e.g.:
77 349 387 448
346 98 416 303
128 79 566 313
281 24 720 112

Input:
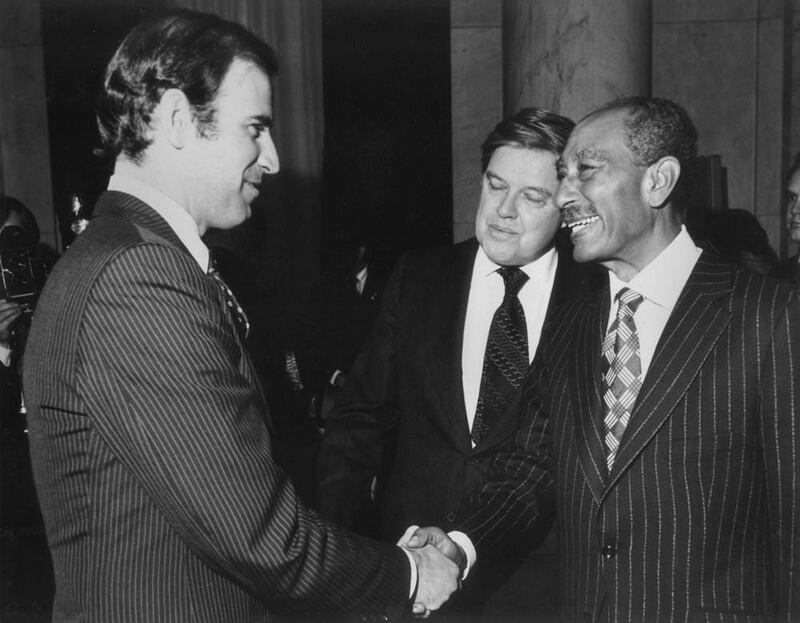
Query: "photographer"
0 195 46 374
1 194 55 616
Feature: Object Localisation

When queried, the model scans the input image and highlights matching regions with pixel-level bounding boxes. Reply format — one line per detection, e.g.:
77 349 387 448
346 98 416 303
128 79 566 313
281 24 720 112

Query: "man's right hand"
402 526 467 573
0 300 22 344
407 543 460 617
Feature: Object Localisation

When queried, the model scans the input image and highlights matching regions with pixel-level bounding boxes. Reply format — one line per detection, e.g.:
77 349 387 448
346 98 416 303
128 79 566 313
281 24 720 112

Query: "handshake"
397 526 468 617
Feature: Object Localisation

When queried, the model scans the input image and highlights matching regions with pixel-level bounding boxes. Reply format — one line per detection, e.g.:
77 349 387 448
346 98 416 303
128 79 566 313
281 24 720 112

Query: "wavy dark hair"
480 107 575 172
96 10 278 163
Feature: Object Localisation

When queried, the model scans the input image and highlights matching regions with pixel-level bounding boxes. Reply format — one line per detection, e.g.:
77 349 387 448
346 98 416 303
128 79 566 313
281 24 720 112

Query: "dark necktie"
471 266 529 445
602 287 644 469
208 256 250 340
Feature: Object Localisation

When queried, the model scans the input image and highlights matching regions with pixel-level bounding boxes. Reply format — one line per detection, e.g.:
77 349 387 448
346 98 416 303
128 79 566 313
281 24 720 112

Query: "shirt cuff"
447 531 476 580
0 343 11 367
401 546 418 599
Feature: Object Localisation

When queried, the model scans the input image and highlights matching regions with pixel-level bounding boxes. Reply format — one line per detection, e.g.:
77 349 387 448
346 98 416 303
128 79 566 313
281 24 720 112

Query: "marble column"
0 0 57 249
450 0 503 243
503 1 651 122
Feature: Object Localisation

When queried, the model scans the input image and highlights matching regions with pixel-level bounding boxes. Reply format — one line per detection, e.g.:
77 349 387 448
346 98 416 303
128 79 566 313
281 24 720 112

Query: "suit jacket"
770 255 799 287
460 253 800 622
23 191 409 623
316 237 602 617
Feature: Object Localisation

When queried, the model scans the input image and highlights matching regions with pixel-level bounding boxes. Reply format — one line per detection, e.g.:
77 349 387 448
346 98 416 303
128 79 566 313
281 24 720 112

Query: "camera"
0 225 42 313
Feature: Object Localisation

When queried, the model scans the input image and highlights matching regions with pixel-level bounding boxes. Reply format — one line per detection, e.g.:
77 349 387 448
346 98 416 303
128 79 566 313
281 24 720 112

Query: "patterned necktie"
471 266 529 445
208 255 250 340
602 287 644 469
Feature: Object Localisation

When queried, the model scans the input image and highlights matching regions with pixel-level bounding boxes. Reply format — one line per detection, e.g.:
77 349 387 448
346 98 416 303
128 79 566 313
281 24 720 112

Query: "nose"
555 176 578 212
258 132 280 175
496 192 518 218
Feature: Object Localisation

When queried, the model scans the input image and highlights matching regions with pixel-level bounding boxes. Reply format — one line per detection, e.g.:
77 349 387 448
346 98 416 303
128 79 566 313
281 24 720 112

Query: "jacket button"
601 545 615 559
446 510 457 522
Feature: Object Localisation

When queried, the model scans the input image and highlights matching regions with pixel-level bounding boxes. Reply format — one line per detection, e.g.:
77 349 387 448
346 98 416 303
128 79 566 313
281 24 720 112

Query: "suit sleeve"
79 243 410 615
759 288 800 620
455 348 555 565
315 254 407 529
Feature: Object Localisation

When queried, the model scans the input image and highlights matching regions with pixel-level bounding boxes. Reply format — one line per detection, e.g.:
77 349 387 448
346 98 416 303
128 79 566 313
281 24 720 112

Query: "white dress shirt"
455 226 702 577
606 225 701 378
462 245 558 432
108 174 210 272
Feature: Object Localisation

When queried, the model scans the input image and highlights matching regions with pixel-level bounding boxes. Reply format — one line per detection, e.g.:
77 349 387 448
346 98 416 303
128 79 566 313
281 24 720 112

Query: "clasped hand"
397 525 466 617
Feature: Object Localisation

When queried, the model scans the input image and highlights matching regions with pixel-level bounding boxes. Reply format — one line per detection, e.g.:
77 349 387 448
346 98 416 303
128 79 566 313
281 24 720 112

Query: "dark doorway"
321 0 452 274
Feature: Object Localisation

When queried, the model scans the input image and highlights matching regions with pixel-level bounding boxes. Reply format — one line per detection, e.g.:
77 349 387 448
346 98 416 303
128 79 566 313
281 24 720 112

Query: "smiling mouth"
562 215 600 232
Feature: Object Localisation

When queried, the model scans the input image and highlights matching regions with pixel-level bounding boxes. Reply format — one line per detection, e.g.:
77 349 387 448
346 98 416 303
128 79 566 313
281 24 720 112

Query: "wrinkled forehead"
561 109 631 164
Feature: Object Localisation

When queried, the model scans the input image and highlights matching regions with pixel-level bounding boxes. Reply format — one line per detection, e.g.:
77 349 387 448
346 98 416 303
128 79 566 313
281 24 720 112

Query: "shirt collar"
474 243 558 285
608 225 701 309
107 174 210 271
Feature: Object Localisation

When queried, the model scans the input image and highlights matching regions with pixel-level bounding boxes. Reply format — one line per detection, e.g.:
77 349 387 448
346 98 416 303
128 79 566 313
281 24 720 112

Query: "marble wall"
450 0 502 243
0 0 57 249
451 0 796 258
652 0 790 257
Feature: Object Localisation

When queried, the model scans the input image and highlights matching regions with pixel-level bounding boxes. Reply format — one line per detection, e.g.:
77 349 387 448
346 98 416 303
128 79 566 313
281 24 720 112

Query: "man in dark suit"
316 108 601 620
772 151 800 286
22 11 459 622
409 97 800 621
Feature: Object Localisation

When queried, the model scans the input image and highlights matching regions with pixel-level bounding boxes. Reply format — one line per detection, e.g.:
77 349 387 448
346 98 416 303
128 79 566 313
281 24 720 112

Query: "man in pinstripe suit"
22 11 458 622
408 97 800 621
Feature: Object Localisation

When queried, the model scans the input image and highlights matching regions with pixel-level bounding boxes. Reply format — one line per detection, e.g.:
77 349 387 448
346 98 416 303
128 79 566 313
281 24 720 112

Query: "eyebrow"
571 147 607 162
485 171 551 197
249 114 273 128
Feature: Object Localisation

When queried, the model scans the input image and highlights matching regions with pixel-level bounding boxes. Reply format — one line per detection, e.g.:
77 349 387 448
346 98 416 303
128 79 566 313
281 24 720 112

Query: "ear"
642 156 681 208
152 88 194 150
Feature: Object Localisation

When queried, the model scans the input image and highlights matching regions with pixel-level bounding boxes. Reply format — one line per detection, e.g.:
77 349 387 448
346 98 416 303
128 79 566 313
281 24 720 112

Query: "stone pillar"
503 1 651 122
0 0 57 249
450 0 503 243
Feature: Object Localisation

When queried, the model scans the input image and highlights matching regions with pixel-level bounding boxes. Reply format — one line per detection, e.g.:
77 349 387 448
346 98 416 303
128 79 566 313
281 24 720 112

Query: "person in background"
407 96 800 622
772 150 800 285
316 107 603 622
0 195 55 617
686 207 778 275
22 10 458 622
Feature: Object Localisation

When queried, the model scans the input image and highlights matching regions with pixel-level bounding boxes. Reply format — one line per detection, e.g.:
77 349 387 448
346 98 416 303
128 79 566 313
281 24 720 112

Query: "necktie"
208 256 250 340
471 266 529 445
602 288 644 469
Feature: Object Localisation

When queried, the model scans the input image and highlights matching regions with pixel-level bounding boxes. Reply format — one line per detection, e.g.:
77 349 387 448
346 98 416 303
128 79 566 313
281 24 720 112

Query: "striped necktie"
602 287 644 469
208 256 250 340
471 266 529 445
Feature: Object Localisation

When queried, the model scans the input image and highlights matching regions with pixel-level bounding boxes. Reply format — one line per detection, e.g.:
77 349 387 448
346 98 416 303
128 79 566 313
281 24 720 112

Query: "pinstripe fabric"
459 254 800 622
23 192 409 623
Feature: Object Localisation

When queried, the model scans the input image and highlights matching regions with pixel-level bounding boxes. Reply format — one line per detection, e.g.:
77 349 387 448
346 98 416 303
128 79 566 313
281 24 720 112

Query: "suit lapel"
607 254 733 486
572 289 610 502
426 240 477 451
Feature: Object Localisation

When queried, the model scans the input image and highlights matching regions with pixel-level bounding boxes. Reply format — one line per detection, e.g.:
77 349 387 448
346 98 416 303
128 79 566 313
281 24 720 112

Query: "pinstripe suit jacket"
459 253 800 622
23 192 409 623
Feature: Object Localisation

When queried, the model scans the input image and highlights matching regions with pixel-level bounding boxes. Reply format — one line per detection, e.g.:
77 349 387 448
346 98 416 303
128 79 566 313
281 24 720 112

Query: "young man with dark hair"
23 10 458 622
